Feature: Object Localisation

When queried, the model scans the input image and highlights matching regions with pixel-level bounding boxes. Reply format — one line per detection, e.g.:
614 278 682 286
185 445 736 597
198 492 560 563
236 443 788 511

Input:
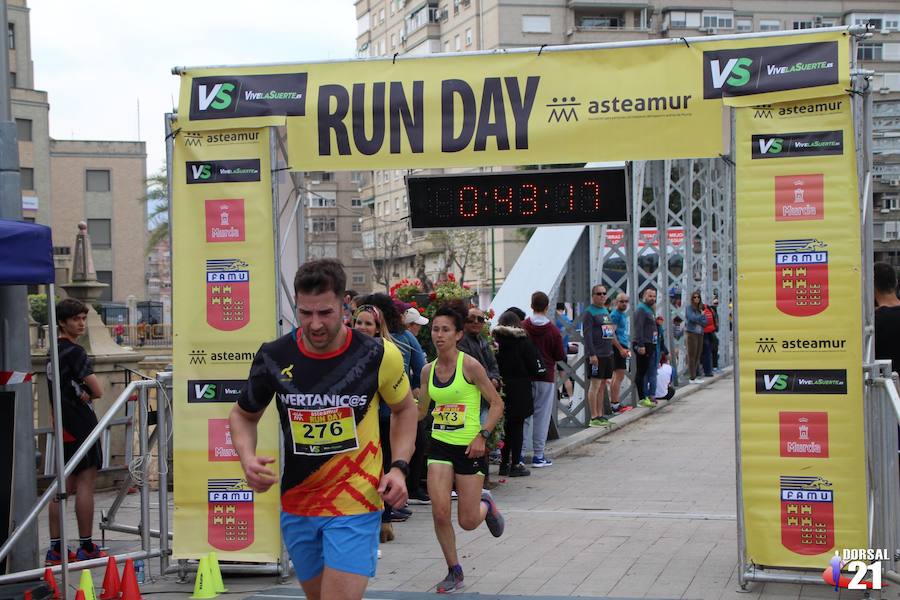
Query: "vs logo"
758 137 783 155
187 380 246 403
708 57 753 90
191 163 212 181
763 373 789 391
197 82 237 111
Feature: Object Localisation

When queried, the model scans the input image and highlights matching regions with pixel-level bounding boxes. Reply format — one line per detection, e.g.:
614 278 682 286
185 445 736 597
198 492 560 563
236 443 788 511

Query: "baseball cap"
403 307 429 326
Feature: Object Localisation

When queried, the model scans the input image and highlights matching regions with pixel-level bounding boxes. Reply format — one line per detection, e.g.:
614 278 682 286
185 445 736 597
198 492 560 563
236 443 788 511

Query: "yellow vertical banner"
735 96 867 568
171 127 282 561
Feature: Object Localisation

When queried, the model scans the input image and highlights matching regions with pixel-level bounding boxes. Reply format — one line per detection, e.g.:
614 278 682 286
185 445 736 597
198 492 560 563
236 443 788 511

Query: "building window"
86 169 111 192
759 20 781 31
8 71 15 88
352 273 366 286
702 11 733 30
310 216 337 233
883 196 900 211
736 18 752 32
454 34 460 50
522 15 551 33
309 192 336 208
15 118 32 142
19 167 33 190
7 22 14 50
87 219 112 249
792 20 814 30
465 28 473 45
668 11 701 28
443 40 450 52
886 19 900 31
351 197 362 207
858 43 883 61
578 15 624 29
96 271 113 302
379 8 385 24
352 221 362 232
391 33 397 49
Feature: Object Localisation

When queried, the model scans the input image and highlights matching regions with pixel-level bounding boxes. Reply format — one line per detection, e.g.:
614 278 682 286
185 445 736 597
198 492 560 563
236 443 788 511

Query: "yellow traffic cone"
207 552 228 593
79 568 98 600
190 556 218 599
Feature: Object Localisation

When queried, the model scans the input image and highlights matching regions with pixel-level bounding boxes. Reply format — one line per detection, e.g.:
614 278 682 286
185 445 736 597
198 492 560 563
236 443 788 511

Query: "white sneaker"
694 378 705 383
377 549 382 559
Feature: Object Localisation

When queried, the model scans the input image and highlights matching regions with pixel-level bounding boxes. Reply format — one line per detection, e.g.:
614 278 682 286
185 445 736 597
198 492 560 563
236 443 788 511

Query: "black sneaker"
498 463 510 476
509 464 531 477
408 491 431 505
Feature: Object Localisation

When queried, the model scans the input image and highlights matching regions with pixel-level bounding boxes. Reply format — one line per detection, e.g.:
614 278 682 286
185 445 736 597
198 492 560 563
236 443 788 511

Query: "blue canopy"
0 219 55 285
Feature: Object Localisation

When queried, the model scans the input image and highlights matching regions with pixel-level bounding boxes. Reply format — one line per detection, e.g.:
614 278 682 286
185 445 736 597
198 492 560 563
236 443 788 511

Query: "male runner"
230 259 418 600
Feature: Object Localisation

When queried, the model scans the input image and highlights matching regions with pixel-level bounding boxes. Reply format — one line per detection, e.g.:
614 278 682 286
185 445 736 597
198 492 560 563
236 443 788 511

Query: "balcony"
569 0 651 7
403 7 441 48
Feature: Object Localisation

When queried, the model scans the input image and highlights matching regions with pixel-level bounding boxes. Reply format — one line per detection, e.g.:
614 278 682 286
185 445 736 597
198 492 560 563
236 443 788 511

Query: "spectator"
648 314 668 402
114 318 125 345
553 303 575 400
358 294 429 506
685 291 707 383
582 285 615 426
701 301 716 377
137 320 147 347
633 288 658 407
523 291 565 467
404 306 428 338
609 293 632 412
709 298 721 372
46 298 107 564
875 262 900 374
493 311 545 477
343 289 359 325
654 353 676 401
351 303 412 535
457 306 500 480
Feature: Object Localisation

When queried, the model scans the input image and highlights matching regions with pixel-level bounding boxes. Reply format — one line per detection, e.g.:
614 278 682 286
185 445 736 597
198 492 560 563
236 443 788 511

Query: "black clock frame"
406 166 630 230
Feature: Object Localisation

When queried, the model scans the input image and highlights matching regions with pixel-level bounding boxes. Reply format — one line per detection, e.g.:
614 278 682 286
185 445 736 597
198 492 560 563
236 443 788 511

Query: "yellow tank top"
428 351 481 445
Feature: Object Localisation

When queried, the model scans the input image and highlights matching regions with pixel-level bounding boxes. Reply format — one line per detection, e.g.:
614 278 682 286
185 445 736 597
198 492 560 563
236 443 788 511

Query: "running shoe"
377 549 383 559
75 543 107 561
589 417 610 427
638 398 655 408
436 565 464 593
394 505 412 516
509 464 531 477
45 548 76 566
481 491 505 537
531 456 553 468
408 491 431 505
498 463 510 476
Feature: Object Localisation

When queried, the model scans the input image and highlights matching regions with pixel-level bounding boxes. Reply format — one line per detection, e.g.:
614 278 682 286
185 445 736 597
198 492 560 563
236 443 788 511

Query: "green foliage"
28 293 48 325
141 166 169 253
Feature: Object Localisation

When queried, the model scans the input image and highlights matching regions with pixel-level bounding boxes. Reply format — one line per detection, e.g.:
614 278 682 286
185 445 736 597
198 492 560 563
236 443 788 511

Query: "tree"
141 167 169 253
369 226 409 292
428 228 486 285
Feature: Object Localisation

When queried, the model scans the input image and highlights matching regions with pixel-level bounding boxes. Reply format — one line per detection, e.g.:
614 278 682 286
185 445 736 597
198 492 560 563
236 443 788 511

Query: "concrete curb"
546 366 734 459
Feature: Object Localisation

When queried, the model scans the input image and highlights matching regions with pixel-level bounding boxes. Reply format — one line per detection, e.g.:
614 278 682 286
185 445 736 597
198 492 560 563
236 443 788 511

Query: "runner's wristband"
389 460 410 477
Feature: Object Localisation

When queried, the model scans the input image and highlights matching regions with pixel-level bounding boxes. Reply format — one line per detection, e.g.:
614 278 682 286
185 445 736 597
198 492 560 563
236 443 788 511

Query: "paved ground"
38 374 885 599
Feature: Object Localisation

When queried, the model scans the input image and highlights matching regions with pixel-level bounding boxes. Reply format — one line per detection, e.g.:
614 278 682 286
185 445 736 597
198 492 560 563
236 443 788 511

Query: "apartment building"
275 169 372 296
7 0 148 301
354 0 900 289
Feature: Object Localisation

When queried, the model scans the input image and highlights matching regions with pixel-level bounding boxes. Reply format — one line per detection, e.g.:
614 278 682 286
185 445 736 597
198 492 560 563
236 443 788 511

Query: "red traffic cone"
100 556 121 600
75 591 86 600
43 568 60 600
120 559 143 600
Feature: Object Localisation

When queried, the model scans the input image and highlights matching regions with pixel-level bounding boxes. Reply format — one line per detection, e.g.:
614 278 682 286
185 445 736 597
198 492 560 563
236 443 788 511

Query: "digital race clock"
406 167 628 230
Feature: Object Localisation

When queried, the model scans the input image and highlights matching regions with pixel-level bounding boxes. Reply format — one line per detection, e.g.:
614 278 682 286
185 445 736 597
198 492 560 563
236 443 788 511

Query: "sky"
29 0 358 175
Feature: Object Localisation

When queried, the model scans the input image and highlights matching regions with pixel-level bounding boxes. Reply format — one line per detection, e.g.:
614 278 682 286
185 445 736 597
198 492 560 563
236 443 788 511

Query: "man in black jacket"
633 288 658 407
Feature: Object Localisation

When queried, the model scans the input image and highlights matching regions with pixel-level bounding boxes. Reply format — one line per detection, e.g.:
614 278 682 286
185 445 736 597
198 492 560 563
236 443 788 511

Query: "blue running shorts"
281 511 380 582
